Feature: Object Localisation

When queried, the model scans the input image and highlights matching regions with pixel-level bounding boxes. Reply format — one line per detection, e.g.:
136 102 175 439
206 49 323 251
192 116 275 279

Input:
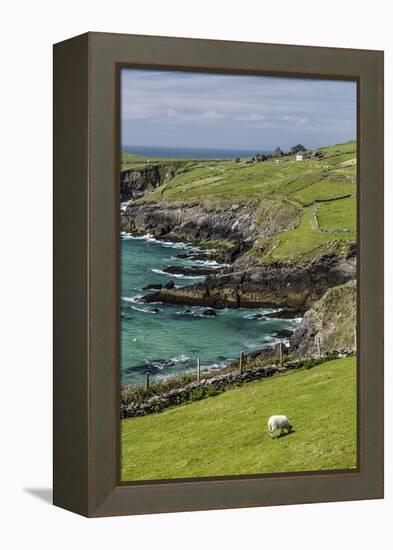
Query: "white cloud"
121 69 356 149
235 113 266 122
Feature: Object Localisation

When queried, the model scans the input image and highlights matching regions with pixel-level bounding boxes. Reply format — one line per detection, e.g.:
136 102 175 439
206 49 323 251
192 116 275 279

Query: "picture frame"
53 32 384 517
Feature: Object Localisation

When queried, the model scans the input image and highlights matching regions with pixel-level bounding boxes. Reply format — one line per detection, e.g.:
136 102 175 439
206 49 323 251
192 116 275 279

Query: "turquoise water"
120 234 299 386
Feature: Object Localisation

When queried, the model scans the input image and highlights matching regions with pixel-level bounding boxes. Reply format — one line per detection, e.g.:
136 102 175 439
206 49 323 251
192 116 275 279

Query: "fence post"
197 357 201 382
317 337 321 358
239 351 244 374
279 343 284 368
354 325 357 353
145 372 150 391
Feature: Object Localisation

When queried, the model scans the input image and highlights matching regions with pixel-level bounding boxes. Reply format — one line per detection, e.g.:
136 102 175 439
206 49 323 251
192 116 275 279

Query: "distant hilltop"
246 143 324 164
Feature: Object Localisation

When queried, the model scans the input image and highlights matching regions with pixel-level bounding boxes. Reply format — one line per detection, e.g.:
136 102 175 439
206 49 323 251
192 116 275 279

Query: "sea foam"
151 268 205 279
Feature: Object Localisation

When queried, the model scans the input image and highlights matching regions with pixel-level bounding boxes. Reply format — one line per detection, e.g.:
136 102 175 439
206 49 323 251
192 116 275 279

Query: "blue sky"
121 69 356 151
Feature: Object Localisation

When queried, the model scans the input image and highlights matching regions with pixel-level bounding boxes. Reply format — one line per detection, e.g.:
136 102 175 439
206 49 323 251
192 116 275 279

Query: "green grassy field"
121 356 357 481
317 196 356 232
128 142 356 205
267 205 354 262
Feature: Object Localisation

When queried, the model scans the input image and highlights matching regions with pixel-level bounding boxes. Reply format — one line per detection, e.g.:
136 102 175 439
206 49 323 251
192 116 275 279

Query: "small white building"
296 152 305 161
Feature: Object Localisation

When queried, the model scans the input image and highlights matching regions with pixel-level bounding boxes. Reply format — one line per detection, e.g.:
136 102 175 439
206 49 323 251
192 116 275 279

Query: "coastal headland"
121 141 357 362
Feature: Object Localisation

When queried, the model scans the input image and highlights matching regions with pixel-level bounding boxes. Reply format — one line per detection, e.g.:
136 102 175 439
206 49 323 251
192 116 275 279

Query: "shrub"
189 388 206 401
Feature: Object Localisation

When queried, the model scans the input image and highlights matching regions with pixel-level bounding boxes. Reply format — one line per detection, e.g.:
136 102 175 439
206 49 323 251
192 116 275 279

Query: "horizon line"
121 139 356 152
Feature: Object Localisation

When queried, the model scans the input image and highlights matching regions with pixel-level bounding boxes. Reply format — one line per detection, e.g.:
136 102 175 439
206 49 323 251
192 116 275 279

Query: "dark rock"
274 329 294 338
150 308 160 313
263 365 279 375
202 308 217 316
264 309 304 319
163 265 218 276
164 280 175 289
248 313 266 320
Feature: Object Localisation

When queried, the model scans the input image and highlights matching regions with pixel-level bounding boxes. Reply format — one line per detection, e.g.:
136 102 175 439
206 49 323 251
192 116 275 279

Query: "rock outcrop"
162 265 220 277
289 282 356 356
142 253 356 310
120 162 187 201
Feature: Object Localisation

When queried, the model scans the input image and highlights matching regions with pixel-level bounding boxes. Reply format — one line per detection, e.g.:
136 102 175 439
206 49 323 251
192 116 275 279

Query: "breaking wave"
121 295 142 304
151 268 205 279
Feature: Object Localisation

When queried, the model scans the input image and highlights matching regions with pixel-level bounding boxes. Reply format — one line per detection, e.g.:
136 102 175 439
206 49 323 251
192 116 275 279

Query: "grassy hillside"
255 204 354 263
122 142 356 264
121 356 357 481
121 152 192 172
131 142 356 204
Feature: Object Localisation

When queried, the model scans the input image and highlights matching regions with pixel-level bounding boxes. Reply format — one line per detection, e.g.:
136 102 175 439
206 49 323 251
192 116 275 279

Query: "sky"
121 69 357 151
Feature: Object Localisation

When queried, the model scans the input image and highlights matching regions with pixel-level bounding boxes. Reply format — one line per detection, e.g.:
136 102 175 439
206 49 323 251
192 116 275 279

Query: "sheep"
268 415 292 438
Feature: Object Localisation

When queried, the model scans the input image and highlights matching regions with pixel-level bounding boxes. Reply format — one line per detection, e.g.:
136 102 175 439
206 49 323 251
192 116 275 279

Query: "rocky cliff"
120 162 187 201
121 200 257 255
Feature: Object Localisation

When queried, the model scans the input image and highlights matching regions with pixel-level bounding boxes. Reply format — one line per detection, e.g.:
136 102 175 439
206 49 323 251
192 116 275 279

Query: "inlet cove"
121 234 300 385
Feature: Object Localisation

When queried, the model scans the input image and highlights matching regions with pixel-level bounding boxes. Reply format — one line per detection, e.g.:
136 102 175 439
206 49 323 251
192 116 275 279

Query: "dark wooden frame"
53 32 384 517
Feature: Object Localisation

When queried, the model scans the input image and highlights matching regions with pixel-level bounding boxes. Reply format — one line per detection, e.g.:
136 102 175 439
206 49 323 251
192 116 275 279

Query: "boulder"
164 280 175 289
202 308 217 316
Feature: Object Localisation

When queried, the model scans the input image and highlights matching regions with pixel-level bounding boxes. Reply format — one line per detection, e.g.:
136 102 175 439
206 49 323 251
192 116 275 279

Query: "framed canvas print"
53 32 384 517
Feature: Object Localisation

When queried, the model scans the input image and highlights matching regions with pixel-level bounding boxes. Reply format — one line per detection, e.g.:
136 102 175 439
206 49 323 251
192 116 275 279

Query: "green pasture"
121 356 357 481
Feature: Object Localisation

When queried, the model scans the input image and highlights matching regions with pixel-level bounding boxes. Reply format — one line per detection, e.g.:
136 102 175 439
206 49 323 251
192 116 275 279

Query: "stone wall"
121 360 303 419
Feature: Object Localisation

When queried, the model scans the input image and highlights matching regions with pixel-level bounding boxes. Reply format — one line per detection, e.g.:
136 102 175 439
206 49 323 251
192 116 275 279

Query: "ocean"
120 234 300 386
122 145 272 160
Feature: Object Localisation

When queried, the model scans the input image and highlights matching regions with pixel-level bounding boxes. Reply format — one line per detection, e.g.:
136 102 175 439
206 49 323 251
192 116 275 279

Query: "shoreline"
120 341 292 391
120 230 301 386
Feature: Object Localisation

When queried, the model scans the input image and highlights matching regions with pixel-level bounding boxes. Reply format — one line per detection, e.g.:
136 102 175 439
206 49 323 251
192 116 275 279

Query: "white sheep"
268 415 293 438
